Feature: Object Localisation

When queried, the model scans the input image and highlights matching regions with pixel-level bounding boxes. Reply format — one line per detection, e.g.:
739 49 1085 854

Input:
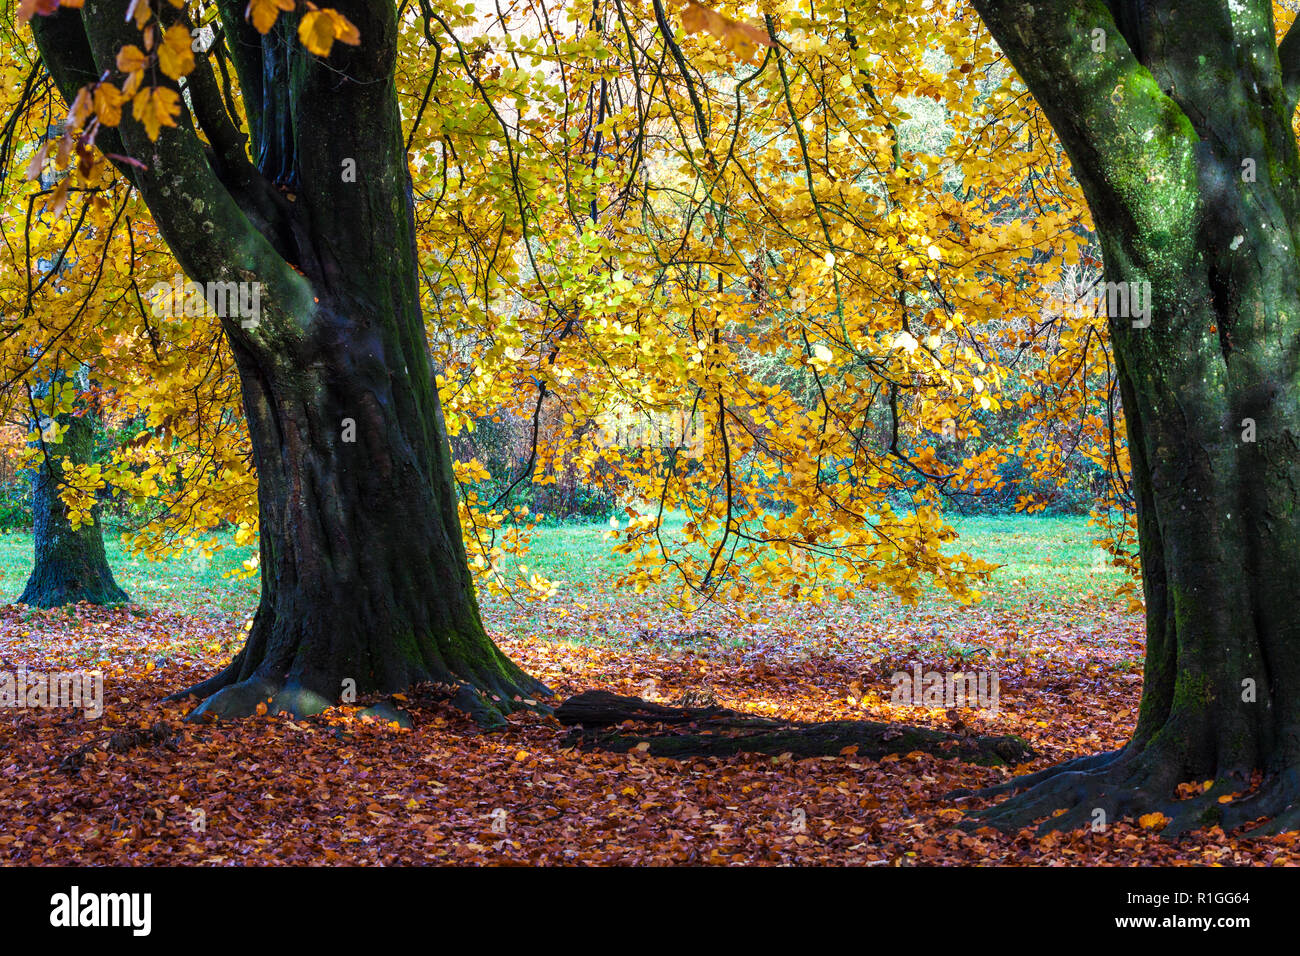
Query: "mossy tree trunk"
32 1 545 724
19 406 129 608
965 0 1300 833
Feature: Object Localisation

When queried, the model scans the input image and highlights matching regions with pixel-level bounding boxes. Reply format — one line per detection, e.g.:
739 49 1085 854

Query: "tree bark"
964 0 1300 834
19 409 130 608
179 295 547 726
32 1 544 725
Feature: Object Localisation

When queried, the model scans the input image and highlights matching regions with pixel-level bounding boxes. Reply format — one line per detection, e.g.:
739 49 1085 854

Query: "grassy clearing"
507 513 1129 617
0 531 259 618
0 513 1130 626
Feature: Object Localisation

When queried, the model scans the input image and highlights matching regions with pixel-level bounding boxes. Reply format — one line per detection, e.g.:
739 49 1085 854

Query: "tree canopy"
1 0 1128 610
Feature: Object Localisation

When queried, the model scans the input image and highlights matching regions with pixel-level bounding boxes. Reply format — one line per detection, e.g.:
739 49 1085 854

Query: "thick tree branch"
64 1 314 342
291 0 413 295
213 0 266 148
184 38 311 268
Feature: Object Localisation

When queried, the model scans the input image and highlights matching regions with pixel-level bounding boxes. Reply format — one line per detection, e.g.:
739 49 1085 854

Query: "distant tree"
20 379 129 608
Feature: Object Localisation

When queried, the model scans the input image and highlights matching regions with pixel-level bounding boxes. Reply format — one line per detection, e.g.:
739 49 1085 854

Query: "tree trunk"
19 408 129 609
167 6 546 727
965 0 1300 834
31 1 545 725
179 297 547 725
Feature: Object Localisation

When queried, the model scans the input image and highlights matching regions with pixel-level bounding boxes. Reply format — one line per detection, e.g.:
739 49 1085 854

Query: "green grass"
944 514 1126 609
0 530 259 617
0 513 1128 621
508 519 632 585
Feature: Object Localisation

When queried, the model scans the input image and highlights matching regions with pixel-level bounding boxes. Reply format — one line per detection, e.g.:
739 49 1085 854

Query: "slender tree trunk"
965 0 1300 833
19 410 130 608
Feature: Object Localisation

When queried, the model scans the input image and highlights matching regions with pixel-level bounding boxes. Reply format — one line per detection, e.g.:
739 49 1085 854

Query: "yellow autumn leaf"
121 68 144 99
325 9 360 45
1137 812 1168 829
679 2 770 59
158 24 196 80
299 9 361 57
246 0 294 34
132 86 181 141
126 0 151 28
298 11 335 56
893 330 919 353
116 44 149 74
93 83 126 126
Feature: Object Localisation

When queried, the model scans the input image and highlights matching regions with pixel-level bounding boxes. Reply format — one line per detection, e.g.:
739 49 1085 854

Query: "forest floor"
0 516 1297 865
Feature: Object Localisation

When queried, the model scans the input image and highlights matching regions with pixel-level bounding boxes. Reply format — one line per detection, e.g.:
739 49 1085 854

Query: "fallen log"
555 690 1033 766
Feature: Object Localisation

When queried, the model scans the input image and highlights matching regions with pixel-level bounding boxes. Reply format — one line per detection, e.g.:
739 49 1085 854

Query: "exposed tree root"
555 691 1034 764
167 668 549 730
954 745 1300 837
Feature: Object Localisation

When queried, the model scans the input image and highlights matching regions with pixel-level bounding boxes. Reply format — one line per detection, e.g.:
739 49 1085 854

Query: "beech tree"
10 123 128 608
962 0 1300 833
20 388 130 607
18 0 1070 725
29 0 546 723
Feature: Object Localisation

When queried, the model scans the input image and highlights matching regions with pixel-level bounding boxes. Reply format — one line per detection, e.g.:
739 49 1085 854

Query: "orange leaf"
47 178 71 217
132 86 181 141
158 24 196 80
17 0 60 21
679 2 770 59
66 86 94 128
93 84 127 127
24 142 49 182
116 44 149 74
246 0 294 35
126 0 152 29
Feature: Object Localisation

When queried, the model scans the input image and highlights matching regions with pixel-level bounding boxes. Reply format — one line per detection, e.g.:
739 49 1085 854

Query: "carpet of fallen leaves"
2 591 1299 866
